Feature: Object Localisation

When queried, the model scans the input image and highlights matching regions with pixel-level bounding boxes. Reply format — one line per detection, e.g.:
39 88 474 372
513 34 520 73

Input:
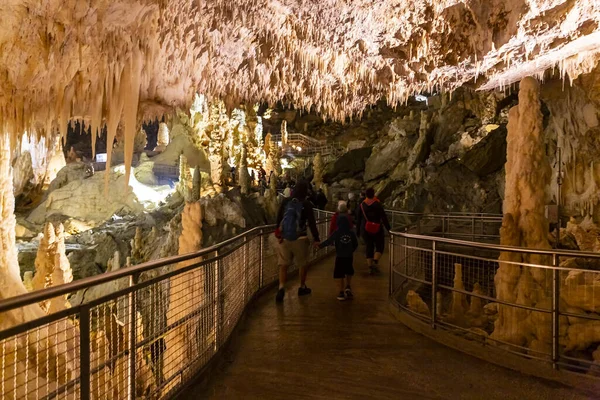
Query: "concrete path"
179 249 590 400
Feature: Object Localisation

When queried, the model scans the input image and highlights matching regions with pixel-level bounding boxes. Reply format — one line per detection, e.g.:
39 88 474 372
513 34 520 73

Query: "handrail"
390 230 600 262
0 225 272 314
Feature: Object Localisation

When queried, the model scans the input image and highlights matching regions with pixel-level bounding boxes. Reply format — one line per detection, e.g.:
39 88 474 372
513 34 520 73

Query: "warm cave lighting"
0 1 599 398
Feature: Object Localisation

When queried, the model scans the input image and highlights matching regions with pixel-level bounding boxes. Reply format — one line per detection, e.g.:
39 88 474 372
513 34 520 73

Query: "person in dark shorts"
319 212 358 301
356 188 391 274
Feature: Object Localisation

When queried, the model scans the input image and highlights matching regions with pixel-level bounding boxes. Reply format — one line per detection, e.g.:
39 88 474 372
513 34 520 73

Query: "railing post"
80 305 91 400
389 234 394 297
128 273 139 400
259 230 264 289
243 235 248 305
213 254 220 352
552 252 560 370
218 255 225 347
403 231 408 276
471 217 475 241
431 241 437 329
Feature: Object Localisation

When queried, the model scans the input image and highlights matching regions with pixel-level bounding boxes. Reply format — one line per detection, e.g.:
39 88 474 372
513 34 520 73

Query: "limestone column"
491 77 553 352
0 133 76 398
312 153 324 189
239 144 251 194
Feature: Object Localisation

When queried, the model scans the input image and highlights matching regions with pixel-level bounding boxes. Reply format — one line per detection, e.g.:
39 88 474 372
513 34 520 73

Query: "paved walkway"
180 249 590 400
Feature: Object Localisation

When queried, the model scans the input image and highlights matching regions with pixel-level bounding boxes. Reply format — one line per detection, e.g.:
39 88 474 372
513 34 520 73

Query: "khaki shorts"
277 237 310 267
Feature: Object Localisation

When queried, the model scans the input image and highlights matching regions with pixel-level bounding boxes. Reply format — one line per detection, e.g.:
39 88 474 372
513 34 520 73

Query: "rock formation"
239 145 251 194
449 263 468 325
154 122 170 152
406 290 430 316
31 223 73 314
178 154 191 200
312 153 324 189
164 201 203 390
492 77 553 352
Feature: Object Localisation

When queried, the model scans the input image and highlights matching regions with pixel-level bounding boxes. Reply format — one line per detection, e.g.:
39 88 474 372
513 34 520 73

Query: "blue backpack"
281 198 304 241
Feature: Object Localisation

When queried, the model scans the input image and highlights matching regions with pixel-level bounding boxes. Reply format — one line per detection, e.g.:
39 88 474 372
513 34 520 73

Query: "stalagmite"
492 77 553 351
239 144 251 194
450 263 468 324
281 120 289 149
154 122 170 152
312 153 324 189
0 133 78 398
164 201 203 391
406 290 430 316
191 167 201 202
177 154 191 200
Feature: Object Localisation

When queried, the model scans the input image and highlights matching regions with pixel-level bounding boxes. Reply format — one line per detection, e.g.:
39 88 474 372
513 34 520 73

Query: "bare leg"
374 252 382 263
336 278 344 293
279 265 288 289
367 258 374 268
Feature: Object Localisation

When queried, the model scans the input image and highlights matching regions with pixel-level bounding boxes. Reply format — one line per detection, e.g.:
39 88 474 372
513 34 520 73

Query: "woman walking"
357 188 390 274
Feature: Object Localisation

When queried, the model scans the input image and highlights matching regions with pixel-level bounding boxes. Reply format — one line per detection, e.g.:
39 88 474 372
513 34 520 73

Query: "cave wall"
290 68 600 218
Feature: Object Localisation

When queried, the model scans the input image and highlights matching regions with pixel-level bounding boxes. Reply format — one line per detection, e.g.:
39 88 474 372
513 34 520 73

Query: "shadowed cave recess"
1 0 600 397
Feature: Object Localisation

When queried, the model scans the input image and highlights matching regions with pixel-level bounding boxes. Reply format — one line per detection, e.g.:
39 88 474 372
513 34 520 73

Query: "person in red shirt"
329 202 354 235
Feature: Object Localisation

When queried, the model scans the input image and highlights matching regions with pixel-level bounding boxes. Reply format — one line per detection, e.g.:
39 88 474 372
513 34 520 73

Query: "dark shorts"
363 230 385 259
334 256 354 279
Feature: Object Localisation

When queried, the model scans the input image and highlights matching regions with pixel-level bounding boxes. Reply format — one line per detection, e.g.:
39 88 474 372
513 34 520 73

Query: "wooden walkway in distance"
178 248 588 400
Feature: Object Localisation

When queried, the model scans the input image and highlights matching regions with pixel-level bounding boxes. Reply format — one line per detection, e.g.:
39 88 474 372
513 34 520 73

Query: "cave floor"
178 247 587 400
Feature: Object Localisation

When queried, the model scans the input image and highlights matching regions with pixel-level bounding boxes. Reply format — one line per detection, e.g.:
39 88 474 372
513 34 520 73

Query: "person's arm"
304 201 321 242
319 231 337 249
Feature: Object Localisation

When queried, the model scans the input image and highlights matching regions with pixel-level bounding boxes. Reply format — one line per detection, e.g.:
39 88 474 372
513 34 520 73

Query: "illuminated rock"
406 290 430 316
492 77 553 352
164 201 203 391
154 122 170 152
31 223 73 313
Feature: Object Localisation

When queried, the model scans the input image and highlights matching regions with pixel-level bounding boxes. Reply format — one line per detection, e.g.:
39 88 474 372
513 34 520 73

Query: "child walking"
319 206 359 301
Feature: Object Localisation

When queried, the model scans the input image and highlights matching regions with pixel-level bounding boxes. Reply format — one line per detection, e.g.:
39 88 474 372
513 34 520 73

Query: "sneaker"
298 286 312 296
345 287 354 299
275 288 285 303
337 291 346 301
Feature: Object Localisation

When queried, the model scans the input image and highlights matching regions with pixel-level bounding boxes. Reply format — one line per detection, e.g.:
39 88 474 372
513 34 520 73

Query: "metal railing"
389 217 600 375
270 133 343 157
0 216 334 399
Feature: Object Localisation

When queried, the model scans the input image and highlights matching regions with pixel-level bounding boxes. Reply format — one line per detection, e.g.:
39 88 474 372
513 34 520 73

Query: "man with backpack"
274 180 321 303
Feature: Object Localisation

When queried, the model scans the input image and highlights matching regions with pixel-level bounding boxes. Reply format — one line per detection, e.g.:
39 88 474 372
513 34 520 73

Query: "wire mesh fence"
0 216 334 400
390 223 600 375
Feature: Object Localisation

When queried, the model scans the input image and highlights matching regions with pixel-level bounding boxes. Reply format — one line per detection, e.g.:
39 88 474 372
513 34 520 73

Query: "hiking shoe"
275 288 285 303
337 291 346 301
345 287 354 299
298 286 312 296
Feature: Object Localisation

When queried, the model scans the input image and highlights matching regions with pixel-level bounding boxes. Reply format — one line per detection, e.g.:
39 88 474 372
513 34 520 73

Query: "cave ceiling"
1 0 599 138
